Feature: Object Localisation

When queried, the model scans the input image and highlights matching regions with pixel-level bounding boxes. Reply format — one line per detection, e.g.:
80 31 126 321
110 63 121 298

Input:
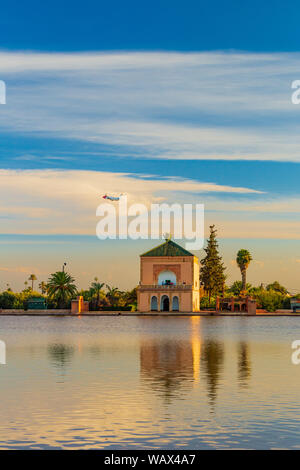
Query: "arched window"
150 296 158 311
158 270 177 286
172 296 179 311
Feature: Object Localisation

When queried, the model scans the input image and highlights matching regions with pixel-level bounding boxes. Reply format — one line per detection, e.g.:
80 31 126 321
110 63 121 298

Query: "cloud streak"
1 168 300 241
0 168 262 235
1 51 300 161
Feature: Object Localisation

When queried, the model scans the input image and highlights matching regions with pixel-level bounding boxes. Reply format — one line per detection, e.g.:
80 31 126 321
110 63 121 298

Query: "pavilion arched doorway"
161 295 170 312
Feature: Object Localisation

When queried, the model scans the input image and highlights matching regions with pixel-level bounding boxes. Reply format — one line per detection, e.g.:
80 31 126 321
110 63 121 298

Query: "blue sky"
0 1 300 291
0 0 299 52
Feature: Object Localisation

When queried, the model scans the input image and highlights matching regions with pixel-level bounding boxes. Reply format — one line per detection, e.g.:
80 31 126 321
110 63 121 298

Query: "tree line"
0 226 297 312
200 225 295 311
0 272 137 311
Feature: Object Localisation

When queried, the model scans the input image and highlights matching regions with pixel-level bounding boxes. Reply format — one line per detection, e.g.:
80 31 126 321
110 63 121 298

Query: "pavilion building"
137 239 200 313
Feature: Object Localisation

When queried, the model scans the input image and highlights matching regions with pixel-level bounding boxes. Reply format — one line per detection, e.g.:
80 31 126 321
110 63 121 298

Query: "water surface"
0 315 299 449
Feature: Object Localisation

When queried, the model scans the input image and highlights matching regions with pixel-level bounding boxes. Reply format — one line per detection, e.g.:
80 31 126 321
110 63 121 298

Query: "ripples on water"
0 315 299 449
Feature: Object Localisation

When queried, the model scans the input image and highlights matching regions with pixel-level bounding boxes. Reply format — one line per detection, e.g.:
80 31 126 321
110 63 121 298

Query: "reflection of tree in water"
88 344 102 358
140 339 194 403
201 339 224 407
48 343 74 370
237 341 251 387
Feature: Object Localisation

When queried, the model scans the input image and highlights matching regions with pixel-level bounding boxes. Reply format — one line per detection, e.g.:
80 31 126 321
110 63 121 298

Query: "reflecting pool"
0 315 299 449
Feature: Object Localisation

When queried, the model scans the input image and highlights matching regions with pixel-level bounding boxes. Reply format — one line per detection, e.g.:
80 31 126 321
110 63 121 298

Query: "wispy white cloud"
0 168 262 235
195 196 300 214
1 168 300 240
0 51 286 72
1 51 300 161
0 265 43 274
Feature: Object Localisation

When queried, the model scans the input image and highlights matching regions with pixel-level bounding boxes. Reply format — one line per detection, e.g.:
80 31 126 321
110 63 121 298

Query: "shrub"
254 290 285 312
130 304 137 312
0 291 17 309
0 290 49 310
200 296 216 309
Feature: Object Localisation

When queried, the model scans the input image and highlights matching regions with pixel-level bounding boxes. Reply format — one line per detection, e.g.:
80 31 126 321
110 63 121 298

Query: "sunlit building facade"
137 239 200 312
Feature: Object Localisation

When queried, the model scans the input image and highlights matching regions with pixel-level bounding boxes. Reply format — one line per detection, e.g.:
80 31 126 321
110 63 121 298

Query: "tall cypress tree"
200 225 226 304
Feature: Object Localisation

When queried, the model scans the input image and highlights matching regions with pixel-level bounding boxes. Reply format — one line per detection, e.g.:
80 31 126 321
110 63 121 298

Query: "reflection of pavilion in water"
140 318 203 401
237 341 251 387
140 339 195 400
140 324 251 405
201 339 224 405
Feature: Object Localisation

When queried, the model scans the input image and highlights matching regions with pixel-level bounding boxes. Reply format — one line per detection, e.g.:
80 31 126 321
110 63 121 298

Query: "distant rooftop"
141 239 194 257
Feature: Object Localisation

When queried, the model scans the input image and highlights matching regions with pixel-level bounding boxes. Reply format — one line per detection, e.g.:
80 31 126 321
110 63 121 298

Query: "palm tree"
122 287 137 305
236 249 252 293
105 285 120 307
47 271 77 308
228 280 252 296
122 287 138 310
28 274 37 290
39 281 48 295
90 278 105 308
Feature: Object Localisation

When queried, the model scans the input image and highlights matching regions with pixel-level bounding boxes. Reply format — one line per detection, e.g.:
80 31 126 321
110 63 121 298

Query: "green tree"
39 281 48 295
0 291 16 309
47 271 77 309
266 281 288 295
90 278 105 309
236 249 252 292
122 287 137 307
228 280 252 296
28 274 37 290
255 290 285 312
200 225 226 304
105 285 121 307
77 289 91 302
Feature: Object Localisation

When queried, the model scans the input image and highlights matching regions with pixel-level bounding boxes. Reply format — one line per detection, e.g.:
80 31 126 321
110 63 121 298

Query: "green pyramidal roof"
141 239 194 257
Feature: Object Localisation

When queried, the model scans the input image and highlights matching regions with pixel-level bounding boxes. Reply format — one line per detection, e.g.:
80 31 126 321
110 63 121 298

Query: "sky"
1 1 300 292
